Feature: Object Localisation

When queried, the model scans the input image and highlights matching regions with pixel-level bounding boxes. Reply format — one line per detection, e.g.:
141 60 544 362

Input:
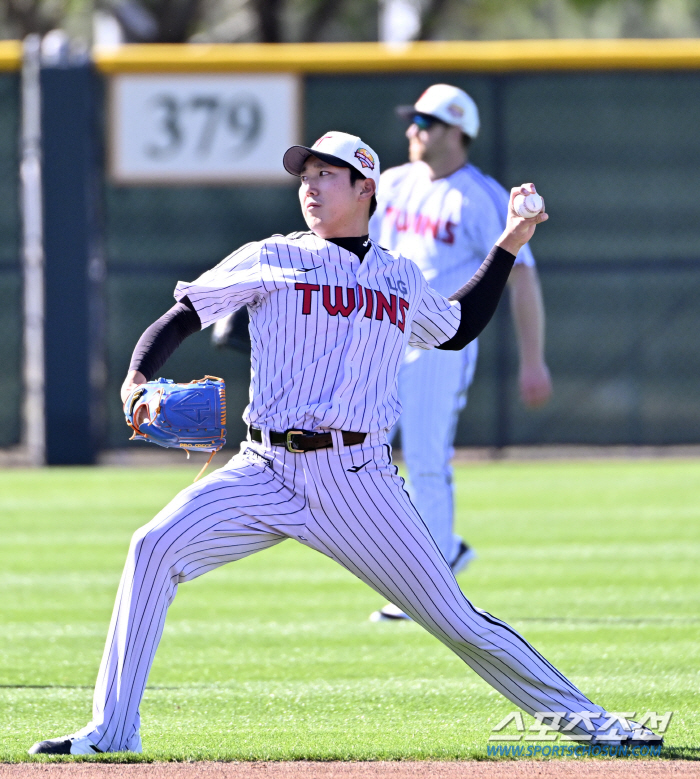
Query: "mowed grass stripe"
0 460 698 761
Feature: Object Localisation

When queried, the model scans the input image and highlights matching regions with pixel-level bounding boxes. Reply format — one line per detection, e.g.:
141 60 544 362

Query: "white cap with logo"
404 84 480 139
283 131 381 187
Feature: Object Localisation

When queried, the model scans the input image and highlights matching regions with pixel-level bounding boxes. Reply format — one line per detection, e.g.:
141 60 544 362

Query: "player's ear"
358 177 376 202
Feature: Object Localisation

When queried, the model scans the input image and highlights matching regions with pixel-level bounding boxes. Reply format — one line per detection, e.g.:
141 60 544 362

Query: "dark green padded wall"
102 71 700 448
0 74 21 446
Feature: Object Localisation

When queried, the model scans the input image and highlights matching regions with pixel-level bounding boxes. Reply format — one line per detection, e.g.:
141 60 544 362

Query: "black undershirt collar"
325 235 371 261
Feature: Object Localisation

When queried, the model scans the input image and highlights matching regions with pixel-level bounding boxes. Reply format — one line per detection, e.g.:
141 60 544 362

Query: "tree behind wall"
2 0 83 37
2 0 700 50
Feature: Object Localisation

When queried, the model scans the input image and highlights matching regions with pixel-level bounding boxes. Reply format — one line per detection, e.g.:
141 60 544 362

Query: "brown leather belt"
249 426 366 453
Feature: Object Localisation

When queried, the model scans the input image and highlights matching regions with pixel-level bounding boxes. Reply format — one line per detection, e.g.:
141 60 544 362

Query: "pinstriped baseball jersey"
370 162 535 298
174 231 461 434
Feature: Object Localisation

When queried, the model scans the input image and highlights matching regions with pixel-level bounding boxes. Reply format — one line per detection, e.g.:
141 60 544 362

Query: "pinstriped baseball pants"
395 339 479 563
83 431 607 752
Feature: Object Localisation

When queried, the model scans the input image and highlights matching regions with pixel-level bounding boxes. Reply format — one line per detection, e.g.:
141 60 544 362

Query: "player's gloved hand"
121 370 148 407
497 183 548 256
123 376 227 481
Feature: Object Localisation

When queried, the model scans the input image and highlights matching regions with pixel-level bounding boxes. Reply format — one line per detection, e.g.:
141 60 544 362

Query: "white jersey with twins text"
370 161 534 297
174 232 461 434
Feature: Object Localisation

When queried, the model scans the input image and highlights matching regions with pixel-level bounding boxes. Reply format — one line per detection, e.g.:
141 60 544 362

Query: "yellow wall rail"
3 38 700 74
4 37 700 74
94 39 700 74
0 40 22 71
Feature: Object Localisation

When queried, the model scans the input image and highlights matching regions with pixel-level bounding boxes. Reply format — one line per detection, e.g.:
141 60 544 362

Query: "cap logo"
354 147 375 170
313 134 334 147
447 103 464 118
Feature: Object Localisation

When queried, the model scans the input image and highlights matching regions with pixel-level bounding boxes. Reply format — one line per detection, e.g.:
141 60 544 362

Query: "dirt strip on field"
1 762 696 779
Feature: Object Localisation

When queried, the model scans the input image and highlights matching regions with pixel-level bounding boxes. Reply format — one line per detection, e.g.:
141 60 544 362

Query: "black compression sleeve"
437 245 516 351
128 296 202 380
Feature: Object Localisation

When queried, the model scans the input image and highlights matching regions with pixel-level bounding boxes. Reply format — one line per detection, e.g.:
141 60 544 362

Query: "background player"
369 84 552 621
30 131 656 755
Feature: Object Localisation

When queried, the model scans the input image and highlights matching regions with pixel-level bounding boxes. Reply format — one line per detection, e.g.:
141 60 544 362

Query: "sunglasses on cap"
412 113 446 130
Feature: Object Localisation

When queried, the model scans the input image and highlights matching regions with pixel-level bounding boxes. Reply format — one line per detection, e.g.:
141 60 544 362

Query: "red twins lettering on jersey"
385 206 457 245
295 282 409 333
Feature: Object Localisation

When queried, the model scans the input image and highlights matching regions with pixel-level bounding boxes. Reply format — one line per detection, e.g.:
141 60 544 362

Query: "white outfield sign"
109 73 301 183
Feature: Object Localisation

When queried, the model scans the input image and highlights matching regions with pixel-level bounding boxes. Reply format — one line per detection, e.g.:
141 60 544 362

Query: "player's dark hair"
461 134 472 150
349 167 377 217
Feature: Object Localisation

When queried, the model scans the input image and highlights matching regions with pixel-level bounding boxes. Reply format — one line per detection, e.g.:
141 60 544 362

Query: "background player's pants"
393 340 479 563
81 432 609 751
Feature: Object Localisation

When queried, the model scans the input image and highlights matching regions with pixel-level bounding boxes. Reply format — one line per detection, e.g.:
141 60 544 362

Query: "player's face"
298 156 374 238
406 116 452 164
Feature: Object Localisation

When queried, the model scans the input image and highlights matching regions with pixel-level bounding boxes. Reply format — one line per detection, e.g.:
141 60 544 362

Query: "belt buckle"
285 430 305 453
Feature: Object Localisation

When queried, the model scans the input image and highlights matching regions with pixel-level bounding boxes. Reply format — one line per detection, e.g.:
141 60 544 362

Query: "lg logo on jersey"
295 283 410 332
386 277 408 295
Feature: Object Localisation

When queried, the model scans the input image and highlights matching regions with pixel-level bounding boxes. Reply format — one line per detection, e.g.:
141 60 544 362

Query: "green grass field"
1 459 698 762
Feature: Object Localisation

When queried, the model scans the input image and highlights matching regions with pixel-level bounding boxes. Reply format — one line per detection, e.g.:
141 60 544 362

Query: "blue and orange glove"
124 376 226 480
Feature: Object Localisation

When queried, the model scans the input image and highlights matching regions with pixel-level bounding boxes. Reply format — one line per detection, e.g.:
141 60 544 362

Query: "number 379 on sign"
109 74 301 184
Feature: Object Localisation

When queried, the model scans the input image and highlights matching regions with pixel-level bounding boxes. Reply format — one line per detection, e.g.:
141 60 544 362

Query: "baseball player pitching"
30 131 657 754
368 84 552 621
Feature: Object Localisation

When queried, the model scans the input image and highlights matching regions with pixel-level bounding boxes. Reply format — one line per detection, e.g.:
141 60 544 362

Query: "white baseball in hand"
513 193 544 218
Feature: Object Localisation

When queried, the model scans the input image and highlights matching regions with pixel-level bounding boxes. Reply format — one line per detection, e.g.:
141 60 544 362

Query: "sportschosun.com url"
486 743 663 758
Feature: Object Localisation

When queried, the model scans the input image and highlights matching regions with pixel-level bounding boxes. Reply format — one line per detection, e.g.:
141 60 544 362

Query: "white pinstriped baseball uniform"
76 231 615 752
370 162 536 564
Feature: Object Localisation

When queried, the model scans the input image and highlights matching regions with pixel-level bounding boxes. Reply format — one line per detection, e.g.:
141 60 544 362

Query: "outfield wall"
97 42 700 451
3 41 700 457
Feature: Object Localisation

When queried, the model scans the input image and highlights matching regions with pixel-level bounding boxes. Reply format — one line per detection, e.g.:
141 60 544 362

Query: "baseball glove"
124 376 226 480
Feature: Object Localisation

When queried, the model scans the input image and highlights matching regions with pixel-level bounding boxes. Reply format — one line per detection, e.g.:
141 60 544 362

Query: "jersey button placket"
346 256 371 366
330 255 364 423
